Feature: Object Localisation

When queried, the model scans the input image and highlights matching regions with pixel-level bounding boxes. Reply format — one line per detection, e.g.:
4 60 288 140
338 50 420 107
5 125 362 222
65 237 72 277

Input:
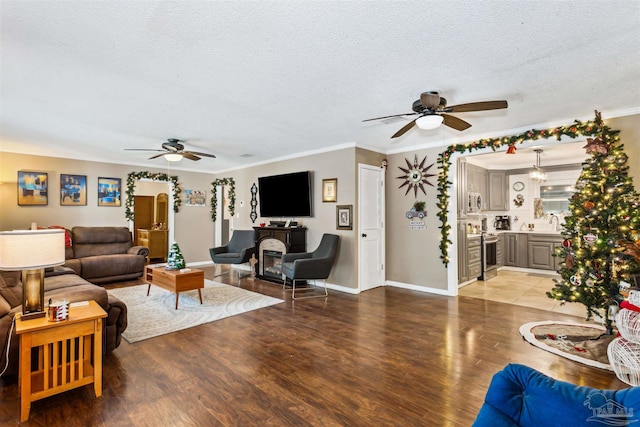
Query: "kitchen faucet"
549 214 559 232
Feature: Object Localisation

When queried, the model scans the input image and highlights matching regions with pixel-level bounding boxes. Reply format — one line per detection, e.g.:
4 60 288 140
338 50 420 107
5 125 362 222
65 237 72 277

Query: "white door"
358 164 385 292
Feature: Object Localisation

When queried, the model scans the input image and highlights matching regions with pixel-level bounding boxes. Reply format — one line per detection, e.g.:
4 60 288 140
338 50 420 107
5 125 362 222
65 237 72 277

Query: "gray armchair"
209 230 256 281
281 233 339 299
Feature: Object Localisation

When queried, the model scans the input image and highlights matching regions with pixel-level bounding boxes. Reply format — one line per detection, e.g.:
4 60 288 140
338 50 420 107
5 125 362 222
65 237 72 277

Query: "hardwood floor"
0 265 627 426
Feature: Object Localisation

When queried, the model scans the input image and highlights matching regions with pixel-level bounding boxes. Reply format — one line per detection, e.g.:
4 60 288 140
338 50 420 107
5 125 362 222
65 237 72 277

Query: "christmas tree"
166 242 186 270
547 111 640 334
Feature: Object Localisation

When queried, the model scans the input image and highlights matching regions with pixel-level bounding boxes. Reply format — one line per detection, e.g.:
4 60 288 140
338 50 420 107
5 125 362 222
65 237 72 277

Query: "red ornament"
583 201 595 210
506 144 516 154
562 239 572 248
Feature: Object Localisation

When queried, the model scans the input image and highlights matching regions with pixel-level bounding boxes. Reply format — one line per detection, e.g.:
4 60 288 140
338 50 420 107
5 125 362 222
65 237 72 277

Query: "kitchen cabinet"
468 236 482 280
504 233 528 267
488 171 508 211
527 234 563 271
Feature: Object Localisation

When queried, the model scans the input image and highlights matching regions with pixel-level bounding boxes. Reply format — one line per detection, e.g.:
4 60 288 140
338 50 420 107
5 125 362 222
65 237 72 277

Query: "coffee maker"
494 215 511 230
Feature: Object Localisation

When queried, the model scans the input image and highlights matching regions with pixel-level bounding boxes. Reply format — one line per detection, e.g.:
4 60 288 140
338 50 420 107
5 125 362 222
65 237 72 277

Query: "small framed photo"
336 205 352 230
322 178 337 202
18 171 48 206
60 174 87 206
97 177 121 207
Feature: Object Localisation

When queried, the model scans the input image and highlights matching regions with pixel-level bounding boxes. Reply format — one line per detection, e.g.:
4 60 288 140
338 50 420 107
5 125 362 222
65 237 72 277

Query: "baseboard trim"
386 280 453 296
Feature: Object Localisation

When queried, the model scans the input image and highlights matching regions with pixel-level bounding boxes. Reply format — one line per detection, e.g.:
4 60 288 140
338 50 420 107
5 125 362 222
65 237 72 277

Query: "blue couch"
473 364 640 427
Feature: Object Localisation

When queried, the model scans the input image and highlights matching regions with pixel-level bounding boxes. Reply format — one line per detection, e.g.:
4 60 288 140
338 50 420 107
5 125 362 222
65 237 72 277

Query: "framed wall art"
17 171 48 206
336 204 352 230
185 189 206 206
60 174 87 206
322 178 337 202
97 177 121 207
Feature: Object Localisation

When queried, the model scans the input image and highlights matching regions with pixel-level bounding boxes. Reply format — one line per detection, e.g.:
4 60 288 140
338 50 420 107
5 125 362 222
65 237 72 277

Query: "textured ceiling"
1 1 639 173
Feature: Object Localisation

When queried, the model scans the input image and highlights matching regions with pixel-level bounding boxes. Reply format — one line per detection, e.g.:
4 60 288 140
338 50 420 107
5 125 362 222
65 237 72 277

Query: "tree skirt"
519 321 615 371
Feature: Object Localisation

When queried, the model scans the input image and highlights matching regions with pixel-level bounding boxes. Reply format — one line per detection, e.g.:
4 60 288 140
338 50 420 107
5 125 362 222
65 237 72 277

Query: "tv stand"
254 226 306 283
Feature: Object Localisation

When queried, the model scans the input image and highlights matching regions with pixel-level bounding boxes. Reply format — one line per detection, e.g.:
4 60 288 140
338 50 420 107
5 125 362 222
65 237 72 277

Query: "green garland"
125 171 182 221
210 178 236 222
437 114 607 265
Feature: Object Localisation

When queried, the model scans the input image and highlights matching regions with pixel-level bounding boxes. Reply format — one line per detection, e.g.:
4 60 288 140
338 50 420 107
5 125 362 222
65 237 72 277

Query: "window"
539 184 575 215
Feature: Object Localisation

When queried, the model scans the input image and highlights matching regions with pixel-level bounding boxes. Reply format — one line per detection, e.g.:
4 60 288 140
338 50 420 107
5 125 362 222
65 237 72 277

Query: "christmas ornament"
583 201 595 210
583 233 598 246
565 253 575 269
562 239 572 248
583 137 608 155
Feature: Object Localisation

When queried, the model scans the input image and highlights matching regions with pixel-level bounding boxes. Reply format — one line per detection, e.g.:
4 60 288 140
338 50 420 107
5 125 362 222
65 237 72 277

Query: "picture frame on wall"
336 205 352 230
322 178 337 202
17 171 48 206
97 177 121 207
60 174 87 206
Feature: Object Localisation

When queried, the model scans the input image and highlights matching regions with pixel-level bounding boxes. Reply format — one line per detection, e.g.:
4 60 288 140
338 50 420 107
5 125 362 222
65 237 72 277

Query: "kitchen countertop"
498 230 562 235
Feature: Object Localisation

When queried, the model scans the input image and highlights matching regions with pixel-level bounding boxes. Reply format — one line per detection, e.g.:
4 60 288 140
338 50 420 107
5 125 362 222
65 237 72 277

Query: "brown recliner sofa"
64 226 149 285
0 268 127 377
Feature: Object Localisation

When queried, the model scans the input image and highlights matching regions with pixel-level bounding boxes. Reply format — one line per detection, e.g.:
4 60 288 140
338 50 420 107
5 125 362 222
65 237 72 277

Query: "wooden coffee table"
145 266 205 309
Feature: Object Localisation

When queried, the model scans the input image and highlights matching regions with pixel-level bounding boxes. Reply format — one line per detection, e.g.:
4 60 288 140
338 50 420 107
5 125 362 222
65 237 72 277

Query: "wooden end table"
15 300 107 422
145 266 205 309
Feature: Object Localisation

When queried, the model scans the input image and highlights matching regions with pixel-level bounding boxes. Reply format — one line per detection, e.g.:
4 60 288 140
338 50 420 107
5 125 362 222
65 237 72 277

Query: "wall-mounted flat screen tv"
258 171 312 217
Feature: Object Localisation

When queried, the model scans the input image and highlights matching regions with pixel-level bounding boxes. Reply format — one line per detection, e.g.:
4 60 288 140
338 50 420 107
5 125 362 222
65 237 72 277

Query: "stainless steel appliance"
494 215 511 230
468 192 482 214
479 233 498 280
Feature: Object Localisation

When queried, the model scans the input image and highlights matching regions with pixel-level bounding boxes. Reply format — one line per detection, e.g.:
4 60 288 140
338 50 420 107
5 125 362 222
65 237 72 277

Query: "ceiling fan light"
415 115 443 130
164 153 183 162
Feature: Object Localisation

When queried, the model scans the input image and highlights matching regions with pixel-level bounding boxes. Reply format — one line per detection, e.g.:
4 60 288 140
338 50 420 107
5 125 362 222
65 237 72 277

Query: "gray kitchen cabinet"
466 164 488 210
504 233 528 267
527 234 564 271
468 236 482 280
488 171 508 211
458 221 469 283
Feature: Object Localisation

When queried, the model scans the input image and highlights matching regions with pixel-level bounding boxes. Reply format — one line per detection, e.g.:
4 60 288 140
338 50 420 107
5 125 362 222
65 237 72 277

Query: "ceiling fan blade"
446 100 508 113
391 118 418 138
441 113 472 131
181 152 201 161
125 149 164 152
186 151 216 158
363 113 416 122
148 153 167 160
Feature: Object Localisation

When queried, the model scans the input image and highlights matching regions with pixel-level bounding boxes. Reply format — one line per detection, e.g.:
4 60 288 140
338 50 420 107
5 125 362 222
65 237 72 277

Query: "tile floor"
458 269 588 319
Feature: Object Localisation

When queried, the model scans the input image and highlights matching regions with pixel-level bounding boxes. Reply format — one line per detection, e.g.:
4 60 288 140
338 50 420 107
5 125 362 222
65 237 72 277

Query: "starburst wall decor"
396 155 436 197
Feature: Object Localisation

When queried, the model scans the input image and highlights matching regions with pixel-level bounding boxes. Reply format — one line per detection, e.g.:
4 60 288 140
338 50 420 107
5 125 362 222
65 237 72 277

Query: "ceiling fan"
363 91 508 138
125 138 216 161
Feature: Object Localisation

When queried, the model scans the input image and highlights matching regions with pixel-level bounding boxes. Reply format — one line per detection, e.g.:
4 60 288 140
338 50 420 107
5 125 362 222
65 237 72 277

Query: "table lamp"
0 229 65 320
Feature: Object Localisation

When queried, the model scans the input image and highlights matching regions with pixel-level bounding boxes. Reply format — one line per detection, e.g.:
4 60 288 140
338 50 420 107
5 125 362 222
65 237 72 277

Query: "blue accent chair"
473 364 640 427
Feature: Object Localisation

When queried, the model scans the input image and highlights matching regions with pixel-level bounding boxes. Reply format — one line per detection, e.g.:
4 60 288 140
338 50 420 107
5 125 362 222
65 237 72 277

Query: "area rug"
107 280 283 343
519 321 615 371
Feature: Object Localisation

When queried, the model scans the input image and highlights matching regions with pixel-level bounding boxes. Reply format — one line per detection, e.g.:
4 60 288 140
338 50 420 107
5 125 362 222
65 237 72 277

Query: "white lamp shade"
0 229 65 270
415 115 444 130
164 153 183 162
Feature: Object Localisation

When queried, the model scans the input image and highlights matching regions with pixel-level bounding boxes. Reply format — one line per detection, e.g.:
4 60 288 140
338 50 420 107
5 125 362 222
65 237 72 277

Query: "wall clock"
512 181 525 191
397 154 436 197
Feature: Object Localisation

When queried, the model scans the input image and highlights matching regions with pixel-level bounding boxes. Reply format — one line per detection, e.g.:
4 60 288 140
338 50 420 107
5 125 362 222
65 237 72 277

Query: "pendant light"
530 149 547 182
